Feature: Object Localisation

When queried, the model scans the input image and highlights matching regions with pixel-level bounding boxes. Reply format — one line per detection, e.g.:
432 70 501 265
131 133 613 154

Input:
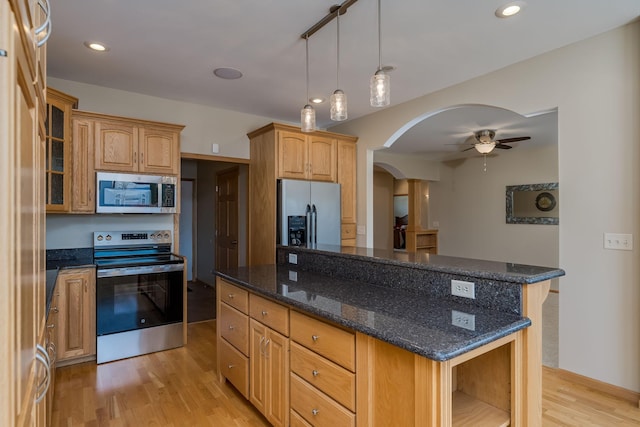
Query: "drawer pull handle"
312 370 319 377
312 409 319 416
261 310 268 316
47 323 55 329
228 364 235 369
228 293 234 299
312 335 319 342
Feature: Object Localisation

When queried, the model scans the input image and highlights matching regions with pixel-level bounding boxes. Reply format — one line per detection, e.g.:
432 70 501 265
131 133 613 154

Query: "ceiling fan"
462 130 531 154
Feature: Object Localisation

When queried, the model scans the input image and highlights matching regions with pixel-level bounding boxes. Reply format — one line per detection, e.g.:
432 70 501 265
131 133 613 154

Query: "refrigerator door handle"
311 204 318 245
306 204 312 247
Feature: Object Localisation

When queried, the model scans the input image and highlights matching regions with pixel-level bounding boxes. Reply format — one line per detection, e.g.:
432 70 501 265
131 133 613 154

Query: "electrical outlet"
357 225 366 235
604 233 633 250
288 253 298 264
288 270 298 281
451 310 475 331
451 279 475 299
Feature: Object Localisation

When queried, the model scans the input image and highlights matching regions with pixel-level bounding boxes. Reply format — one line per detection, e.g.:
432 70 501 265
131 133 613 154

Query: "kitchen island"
216 246 564 426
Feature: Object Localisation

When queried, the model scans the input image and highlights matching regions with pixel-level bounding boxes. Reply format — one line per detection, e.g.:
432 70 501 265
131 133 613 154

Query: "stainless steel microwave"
96 172 177 214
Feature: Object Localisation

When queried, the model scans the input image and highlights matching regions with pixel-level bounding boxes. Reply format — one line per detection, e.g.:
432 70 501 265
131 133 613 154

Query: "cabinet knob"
311 335 319 342
228 293 234 299
261 310 268 316
47 323 55 329
311 409 319 416
228 364 235 369
312 370 319 377
52 306 58 313
228 325 234 330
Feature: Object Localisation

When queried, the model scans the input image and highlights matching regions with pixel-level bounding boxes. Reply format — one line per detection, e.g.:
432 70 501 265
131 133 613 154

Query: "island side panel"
521 279 550 426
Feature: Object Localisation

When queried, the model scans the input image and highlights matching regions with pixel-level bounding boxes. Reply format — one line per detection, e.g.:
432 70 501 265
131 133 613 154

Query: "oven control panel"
94 230 172 246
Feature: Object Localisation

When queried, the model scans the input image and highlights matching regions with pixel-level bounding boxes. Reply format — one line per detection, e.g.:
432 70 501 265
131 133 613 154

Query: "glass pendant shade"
474 142 495 154
301 104 316 133
330 90 348 121
370 69 390 107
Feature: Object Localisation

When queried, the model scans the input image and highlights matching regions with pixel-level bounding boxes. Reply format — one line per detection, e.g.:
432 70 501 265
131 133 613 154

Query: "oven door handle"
97 263 184 278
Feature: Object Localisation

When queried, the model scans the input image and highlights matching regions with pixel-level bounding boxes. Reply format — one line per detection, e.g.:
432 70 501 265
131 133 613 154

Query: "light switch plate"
288 270 298 281
288 253 298 264
604 233 633 250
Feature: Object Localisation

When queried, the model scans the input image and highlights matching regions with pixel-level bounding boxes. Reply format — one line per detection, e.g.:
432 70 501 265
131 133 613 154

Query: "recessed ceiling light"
495 1 525 18
213 67 243 80
310 97 325 104
84 41 109 52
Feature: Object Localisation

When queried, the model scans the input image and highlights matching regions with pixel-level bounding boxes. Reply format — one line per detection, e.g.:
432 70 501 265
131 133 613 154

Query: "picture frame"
506 182 559 225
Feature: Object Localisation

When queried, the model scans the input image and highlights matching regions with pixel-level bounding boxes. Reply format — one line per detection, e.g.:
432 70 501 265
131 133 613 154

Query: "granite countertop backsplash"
217 265 531 362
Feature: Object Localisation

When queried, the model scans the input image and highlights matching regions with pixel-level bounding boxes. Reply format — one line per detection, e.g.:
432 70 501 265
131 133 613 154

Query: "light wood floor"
52 321 640 426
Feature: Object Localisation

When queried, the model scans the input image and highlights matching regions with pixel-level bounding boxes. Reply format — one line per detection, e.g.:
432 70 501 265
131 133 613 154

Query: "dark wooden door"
216 167 239 270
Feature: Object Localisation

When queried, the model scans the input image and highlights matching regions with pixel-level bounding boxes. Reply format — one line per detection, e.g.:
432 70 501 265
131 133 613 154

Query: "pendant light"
301 36 316 132
330 12 347 121
370 0 390 107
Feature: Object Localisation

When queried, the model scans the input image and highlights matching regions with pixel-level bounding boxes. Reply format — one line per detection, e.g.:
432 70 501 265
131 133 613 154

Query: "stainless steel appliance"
277 179 341 247
96 172 177 214
94 230 184 364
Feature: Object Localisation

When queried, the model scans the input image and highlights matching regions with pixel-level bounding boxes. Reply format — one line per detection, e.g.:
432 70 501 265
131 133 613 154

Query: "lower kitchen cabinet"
56 268 96 364
249 320 289 427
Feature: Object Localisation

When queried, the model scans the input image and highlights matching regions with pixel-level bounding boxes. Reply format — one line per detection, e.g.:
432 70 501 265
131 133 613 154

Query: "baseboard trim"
544 366 640 406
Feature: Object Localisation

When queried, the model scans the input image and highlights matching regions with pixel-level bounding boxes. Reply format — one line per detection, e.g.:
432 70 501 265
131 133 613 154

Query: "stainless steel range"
94 230 185 364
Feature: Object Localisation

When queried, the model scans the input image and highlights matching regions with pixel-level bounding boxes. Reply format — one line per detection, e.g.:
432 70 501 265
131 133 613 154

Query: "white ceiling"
47 1 638 154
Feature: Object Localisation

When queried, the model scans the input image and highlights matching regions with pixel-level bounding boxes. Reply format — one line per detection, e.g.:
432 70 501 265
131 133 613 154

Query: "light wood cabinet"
278 131 337 182
45 88 78 212
71 114 95 212
289 311 356 426
248 123 357 265
2 0 48 425
69 111 183 176
406 229 438 254
217 278 250 398
249 319 289 427
56 268 96 364
337 139 357 246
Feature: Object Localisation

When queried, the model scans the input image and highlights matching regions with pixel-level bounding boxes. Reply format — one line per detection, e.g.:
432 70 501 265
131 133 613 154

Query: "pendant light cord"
377 0 382 71
336 13 340 88
305 36 310 102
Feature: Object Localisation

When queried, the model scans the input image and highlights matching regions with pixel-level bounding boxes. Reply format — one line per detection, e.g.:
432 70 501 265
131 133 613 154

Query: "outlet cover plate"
452 310 476 331
288 253 298 264
451 279 475 299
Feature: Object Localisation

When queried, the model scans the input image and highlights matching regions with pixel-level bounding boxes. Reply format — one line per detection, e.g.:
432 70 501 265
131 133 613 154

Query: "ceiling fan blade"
494 144 513 149
495 136 531 144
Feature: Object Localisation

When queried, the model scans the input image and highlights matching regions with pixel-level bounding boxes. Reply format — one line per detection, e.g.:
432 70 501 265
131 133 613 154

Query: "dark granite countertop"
217 265 531 362
281 245 565 284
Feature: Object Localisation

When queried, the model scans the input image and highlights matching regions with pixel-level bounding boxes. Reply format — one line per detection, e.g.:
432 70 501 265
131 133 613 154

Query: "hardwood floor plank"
52 320 640 426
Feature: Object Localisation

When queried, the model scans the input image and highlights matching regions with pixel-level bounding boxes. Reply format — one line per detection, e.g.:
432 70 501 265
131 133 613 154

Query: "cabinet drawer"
290 311 355 371
290 410 313 427
218 338 249 399
219 302 249 356
290 342 356 411
341 223 356 240
290 373 355 427
250 294 289 336
218 279 249 314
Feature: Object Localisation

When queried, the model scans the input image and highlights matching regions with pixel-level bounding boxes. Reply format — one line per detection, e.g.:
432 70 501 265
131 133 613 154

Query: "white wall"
330 22 640 392
47 77 280 158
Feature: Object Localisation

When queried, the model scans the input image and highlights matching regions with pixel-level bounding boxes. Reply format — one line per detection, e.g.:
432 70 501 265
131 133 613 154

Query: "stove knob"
106 234 112 241
164 232 170 239
150 233 156 239
97 235 103 241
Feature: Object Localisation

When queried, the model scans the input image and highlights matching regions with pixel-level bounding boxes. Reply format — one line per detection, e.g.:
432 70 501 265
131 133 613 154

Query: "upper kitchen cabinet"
247 123 357 265
278 130 337 182
45 88 78 212
83 111 183 175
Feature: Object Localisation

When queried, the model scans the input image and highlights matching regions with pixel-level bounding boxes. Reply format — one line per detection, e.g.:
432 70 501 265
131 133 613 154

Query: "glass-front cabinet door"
45 88 78 212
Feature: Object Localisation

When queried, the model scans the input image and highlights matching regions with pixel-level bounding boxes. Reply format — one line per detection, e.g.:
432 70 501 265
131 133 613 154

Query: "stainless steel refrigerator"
277 179 341 247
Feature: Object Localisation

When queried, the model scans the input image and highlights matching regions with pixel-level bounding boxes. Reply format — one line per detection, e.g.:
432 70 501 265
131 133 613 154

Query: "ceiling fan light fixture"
475 142 496 154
